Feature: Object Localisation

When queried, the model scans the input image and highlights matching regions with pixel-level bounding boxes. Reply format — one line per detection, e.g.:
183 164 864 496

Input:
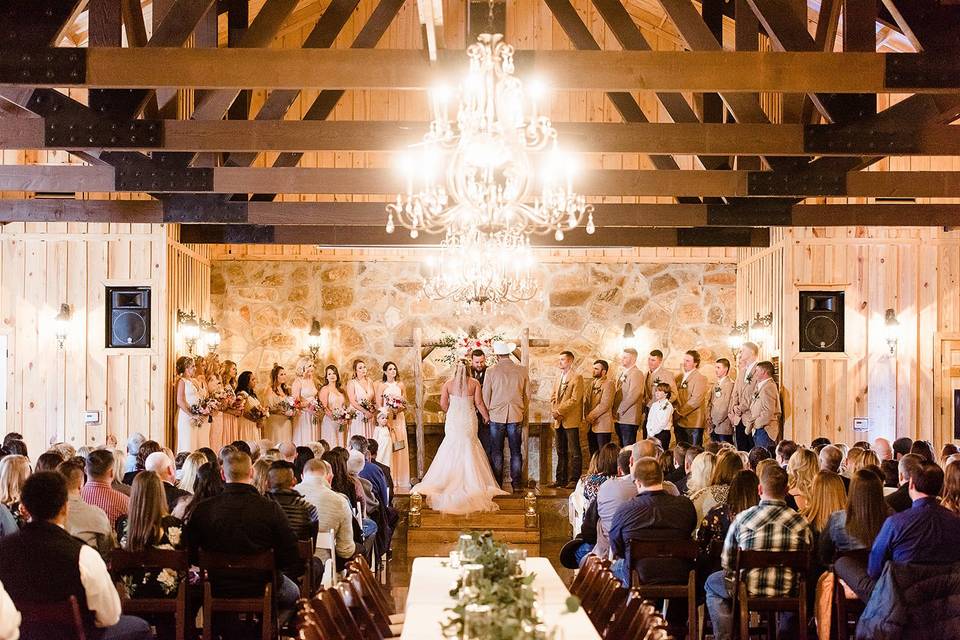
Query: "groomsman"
744 361 781 448
550 351 584 489
675 350 708 446
584 359 615 457
728 342 760 451
708 358 735 444
613 348 644 446
644 349 679 412
469 349 490 456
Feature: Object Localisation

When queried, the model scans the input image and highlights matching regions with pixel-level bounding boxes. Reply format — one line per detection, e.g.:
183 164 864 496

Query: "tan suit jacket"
482 359 529 424
728 362 759 427
745 378 781 440
675 369 708 429
708 376 735 436
644 367 679 408
585 378 615 434
551 371 584 429
613 366 645 425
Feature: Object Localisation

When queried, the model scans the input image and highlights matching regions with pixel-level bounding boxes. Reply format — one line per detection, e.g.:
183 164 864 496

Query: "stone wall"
210 260 736 422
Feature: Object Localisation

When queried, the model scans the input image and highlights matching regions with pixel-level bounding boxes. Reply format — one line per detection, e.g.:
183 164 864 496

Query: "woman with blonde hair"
347 358 376 440
942 459 960 514
410 361 506 514
252 458 272 495
177 451 208 495
0 455 30 528
843 447 865 476
690 449 744 523
175 356 204 454
686 451 716 496
848 449 880 476
802 471 848 534
787 447 820 510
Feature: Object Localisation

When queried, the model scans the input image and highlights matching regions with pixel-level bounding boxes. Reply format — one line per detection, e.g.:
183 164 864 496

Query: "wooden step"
408 542 541 558
419 511 527 529
408 528 540 544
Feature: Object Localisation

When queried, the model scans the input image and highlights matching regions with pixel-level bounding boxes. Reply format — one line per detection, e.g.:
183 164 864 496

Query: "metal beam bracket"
803 125 921 155
115 166 214 192
0 48 85 85
886 53 960 90
44 118 162 148
706 202 792 226
161 196 248 223
747 171 846 197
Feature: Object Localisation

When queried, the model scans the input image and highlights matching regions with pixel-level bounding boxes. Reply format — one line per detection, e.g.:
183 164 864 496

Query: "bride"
411 361 507 514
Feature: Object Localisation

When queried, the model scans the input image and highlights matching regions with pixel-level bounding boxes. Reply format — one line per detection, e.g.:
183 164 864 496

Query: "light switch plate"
853 417 870 432
84 411 100 425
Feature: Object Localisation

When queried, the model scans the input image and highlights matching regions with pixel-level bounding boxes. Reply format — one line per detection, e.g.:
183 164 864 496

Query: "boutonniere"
654 376 662 385
753 390 760 401
746 372 753 383
681 381 689 389
714 385 722 397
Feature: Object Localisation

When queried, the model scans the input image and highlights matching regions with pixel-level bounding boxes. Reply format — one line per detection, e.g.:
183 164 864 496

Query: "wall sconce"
177 310 200 354
307 318 323 360
728 321 748 357
621 322 636 352
54 303 71 350
884 308 899 356
201 319 221 354
750 312 774 347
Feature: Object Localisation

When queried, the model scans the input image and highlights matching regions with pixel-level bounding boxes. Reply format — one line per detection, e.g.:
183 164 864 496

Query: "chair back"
110 548 189 572
736 549 810 573
199 549 277 640
628 538 698 639
315 528 337 588
109 548 188 640
733 549 810 640
16 596 88 640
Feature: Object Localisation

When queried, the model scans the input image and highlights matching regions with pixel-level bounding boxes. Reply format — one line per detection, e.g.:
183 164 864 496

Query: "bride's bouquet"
190 398 216 428
331 406 356 432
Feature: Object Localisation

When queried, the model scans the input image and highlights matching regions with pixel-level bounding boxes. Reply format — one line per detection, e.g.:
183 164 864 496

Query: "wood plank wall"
0 222 210 454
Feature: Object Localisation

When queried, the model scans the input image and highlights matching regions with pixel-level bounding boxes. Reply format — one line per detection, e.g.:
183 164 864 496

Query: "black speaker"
105 286 151 348
799 291 844 353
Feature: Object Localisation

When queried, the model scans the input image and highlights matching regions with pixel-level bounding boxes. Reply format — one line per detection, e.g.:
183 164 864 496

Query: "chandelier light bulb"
386 215 395 234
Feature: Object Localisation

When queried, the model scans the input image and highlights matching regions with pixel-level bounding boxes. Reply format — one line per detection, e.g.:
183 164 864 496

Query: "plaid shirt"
80 480 129 528
721 498 811 597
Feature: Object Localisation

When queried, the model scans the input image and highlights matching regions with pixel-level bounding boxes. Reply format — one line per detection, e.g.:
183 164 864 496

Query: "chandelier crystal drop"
385 32 595 241
421 227 538 311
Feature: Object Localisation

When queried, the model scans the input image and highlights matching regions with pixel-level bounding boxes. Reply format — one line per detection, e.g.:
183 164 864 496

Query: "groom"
482 341 528 493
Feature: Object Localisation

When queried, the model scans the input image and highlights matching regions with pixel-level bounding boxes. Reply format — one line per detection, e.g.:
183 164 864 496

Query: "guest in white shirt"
58 461 115 558
645 383 675 453
0 471 152 640
0 578 19 640
294 458 356 571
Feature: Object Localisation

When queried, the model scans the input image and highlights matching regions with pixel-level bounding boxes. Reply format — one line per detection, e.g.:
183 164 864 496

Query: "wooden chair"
733 549 810 640
297 595 346 640
199 549 277 640
299 539 316 598
577 561 616 617
319 585 370 639
109 548 189 640
628 539 698 640
586 570 622 628
832 549 868 640
15 596 87 640
570 555 609 598
348 556 403 624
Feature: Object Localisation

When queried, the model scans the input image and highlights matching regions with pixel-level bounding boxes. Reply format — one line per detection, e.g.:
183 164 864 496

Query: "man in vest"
0 471 152 639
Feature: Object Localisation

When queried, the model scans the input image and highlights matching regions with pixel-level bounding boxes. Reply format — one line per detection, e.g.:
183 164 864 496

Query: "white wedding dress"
411 393 507 514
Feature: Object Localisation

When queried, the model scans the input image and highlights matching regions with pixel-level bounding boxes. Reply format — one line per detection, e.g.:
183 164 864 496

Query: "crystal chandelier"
421 227 538 310
385 32 595 242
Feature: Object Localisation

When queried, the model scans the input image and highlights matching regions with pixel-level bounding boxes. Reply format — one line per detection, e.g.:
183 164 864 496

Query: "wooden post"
521 327 530 486
413 326 425 482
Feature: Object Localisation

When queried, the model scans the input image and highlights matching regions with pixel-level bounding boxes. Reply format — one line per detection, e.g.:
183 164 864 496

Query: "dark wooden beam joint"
746 171 846 197
115 166 213 192
886 53 960 90
26 89 163 148
0 48 85 85
704 202 793 226
802 125 922 155
677 227 770 247
161 195 247 223
0 0 83 47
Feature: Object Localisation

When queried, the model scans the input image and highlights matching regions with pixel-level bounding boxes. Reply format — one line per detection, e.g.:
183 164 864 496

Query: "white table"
400 556 601 639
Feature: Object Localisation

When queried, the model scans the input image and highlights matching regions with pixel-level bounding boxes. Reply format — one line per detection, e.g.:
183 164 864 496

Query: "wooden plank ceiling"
1 0 959 247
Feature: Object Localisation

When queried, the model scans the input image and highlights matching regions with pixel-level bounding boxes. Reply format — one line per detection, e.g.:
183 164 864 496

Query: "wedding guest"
185 452 303 625
873 437 893 461
709 358 735 444
822 469 888 572
696 469 759 580
292 359 319 445
675 350 708 446
367 438 394 505
0 455 29 529
550 351 585 489
748 446 772 471
175 356 204 455
801 471 847 542
174 462 223 521
584 359 615 456
124 433 146 474
219 360 241 444
319 364 348 449
375 361 410 490
941 459 960 514
177 451 207 495
348 436 390 519
347 450 388 555
786 447 819 510
0 579 19 640
675 445 702 495
728 342 760 451
82 450 129 530
321 450 374 539
348 360 376 440
885 453 924 513
910 439 936 463
0 472 153 639
666 443 690 486
482 341 529 492
775 440 798 467
36 451 65 473
144 451 189 513
690 449 743 525
294 459 357 571
645 383 674 452
58 460 114 557
278 442 297 464
266 461 319 545
613 348 644 446
892 436 913 460
687 451 717 496
252 458 271 495
264 363 294 445
236 371 263 442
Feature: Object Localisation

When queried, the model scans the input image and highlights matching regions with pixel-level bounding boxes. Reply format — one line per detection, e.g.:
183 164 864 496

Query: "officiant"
469 349 490 458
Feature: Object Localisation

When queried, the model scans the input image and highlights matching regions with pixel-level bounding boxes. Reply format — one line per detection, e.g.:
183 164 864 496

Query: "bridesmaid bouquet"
189 398 215 427
383 395 407 413
246 405 269 423
210 389 233 411
359 398 376 422
331 406 356 432
272 398 296 418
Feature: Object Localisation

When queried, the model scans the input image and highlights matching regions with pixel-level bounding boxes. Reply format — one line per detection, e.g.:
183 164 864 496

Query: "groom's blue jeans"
488 421 523 489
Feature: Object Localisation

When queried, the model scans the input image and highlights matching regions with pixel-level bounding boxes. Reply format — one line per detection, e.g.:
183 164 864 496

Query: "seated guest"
885 453 924 513
686 451 716 496
775 440 798 468
588 448 639 560
278 442 297 464
35 451 65 473
880 459 899 492
185 452 303 622
675 445 702 495
581 442 619 504
177 451 207 495
941 458 960 514
690 449 743 525
665 443 690 486
322 450 375 541
0 472 152 639
366 439 393 504
265 461 319 542
144 452 189 513
58 460 114 557
748 446 772 471
124 432 146 475
294 459 357 571
821 469 888 573
3 440 27 459
873 437 893 462
173 463 224 521
609 457 696 586
941 444 959 467
697 469 759 579
293 447 315 484
909 440 935 463
252 459 272 494
787 447 819 510
819 445 850 491
0 578 19 640
801 471 848 538
811 437 831 449
0 499 16 537
891 437 913 460
111 450 131 497
0 455 30 529
348 436 391 549
122 440 161 486
81 450 129 530
705 465 811 640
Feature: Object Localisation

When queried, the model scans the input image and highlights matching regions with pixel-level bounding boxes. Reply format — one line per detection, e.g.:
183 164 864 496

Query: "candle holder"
524 491 538 529
409 492 422 528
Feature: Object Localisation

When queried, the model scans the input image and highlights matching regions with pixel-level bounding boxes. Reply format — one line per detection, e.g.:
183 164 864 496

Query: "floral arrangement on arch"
435 331 505 367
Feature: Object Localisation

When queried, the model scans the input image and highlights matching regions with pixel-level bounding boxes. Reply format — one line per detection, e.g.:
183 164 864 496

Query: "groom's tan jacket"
482 359 529 423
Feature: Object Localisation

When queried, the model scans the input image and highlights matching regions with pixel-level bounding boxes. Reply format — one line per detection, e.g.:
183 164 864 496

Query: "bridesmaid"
376 361 411 491
174 356 201 454
236 370 263 443
291 358 319 445
347 359 376 439
318 364 348 448
220 360 241 444
191 357 211 450
264 363 294 445
205 369 223 451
